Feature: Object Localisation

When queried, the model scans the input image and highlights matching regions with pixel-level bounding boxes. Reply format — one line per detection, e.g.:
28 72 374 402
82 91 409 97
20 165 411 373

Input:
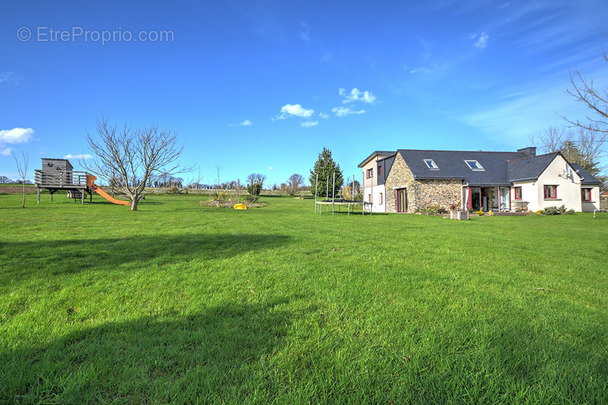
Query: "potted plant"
449 202 468 220
449 202 459 219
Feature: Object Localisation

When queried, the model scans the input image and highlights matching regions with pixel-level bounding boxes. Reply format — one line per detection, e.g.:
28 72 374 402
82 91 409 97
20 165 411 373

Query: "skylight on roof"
464 160 484 171
423 159 438 169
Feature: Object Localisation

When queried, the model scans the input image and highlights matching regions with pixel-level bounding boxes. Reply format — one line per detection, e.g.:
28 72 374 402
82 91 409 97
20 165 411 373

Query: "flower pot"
451 210 468 220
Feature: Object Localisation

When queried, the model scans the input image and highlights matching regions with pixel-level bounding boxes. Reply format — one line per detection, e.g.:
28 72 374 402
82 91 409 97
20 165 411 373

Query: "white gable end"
534 155 582 211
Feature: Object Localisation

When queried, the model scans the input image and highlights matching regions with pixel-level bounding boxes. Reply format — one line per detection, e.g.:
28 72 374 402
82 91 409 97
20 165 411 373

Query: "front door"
396 188 407 212
471 187 481 211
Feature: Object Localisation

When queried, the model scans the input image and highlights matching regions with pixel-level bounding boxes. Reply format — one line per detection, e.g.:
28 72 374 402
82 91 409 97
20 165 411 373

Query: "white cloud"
63 154 93 160
240 120 252 126
268 166 275 171
409 67 431 74
0 128 33 144
301 121 319 128
319 112 330 119
471 32 489 49
462 87 575 147
332 107 365 117
320 53 332 63
0 148 13 156
276 103 315 119
340 88 376 104
299 22 311 42
0 72 19 84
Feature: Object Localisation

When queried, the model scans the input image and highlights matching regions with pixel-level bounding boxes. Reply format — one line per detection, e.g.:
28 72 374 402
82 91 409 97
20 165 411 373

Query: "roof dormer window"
423 159 439 169
464 160 484 171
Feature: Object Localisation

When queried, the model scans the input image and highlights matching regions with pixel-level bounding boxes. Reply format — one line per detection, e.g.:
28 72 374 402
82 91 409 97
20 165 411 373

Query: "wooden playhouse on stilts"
35 158 92 204
34 158 130 206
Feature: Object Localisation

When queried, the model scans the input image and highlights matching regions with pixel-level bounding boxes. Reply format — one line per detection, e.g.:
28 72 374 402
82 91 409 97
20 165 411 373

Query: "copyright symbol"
17 27 31 41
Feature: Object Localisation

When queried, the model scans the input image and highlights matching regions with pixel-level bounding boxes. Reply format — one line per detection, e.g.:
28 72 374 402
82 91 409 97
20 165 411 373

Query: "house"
358 147 602 213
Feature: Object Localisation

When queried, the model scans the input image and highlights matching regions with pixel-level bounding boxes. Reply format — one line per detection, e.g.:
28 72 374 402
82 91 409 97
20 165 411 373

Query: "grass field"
1 193 607 403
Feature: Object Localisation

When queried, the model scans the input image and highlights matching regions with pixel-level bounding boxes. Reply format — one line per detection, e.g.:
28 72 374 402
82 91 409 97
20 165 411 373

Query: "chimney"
517 147 536 157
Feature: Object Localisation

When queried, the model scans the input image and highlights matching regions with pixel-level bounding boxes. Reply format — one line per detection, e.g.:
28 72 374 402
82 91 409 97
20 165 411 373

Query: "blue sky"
1 0 607 186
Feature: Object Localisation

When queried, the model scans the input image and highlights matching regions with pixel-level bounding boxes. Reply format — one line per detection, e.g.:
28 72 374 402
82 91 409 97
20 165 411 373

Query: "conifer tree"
309 147 343 198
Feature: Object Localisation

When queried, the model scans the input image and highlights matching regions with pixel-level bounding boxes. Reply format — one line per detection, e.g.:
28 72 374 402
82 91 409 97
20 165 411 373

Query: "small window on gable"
366 168 373 179
423 159 438 169
465 160 484 171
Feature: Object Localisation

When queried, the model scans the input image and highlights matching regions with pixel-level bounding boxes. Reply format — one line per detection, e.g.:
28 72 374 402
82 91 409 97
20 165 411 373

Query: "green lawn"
1 193 607 404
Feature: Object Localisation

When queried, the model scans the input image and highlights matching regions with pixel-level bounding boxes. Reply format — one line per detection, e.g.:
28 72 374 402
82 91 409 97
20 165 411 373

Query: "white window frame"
423 159 439 169
464 160 484 171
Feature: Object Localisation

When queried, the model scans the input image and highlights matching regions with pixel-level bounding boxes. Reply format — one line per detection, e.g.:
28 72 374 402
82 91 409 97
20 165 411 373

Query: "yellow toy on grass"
234 203 247 210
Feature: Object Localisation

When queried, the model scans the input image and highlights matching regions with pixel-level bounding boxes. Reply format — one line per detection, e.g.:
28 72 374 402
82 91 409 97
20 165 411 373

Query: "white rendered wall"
534 156 582 211
361 160 386 212
513 181 538 211
581 186 600 212
370 185 386 212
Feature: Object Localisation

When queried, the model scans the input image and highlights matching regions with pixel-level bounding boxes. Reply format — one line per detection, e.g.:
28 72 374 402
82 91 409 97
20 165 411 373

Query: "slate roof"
357 151 396 167
362 148 603 186
397 149 526 186
508 152 560 182
570 163 603 185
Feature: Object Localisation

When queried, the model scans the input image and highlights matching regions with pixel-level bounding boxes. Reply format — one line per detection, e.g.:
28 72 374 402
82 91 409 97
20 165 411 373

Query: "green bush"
247 183 262 196
543 206 559 215
419 206 439 214
167 186 187 195
475 210 484 216
210 192 227 202
244 194 258 203
566 209 575 215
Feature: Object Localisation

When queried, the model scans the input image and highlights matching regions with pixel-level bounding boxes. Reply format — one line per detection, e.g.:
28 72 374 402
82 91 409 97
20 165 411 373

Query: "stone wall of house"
486 187 496 211
384 153 462 212
414 179 462 211
385 153 415 212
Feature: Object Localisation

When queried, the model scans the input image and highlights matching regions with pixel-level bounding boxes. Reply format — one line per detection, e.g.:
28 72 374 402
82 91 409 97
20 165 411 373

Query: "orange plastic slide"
86 175 131 206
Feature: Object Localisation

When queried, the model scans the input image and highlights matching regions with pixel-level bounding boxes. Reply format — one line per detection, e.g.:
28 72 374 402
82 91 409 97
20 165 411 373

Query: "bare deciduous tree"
215 162 222 190
566 40 608 134
287 173 304 195
12 151 28 208
255 173 266 190
559 37 608 179
533 126 605 176
246 173 266 196
83 117 189 211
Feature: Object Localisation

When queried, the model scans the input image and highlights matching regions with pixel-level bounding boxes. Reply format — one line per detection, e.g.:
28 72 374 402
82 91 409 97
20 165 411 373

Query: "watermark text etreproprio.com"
17 26 174 45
